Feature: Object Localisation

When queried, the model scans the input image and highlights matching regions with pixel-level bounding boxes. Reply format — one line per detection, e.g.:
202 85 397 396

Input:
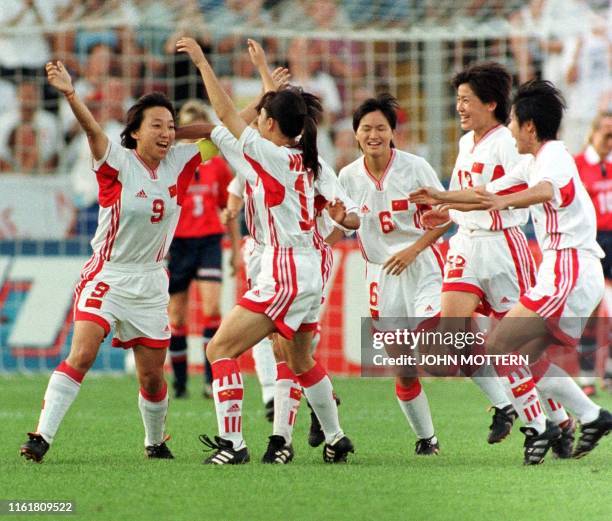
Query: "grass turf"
1 375 611 521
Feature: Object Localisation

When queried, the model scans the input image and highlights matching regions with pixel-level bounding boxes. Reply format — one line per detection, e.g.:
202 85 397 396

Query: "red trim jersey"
174 156 233 238
574 145 612 232
91 141 202 265
449 125 529 231
338 149 444 265
488 141 604 257
211 126 315 248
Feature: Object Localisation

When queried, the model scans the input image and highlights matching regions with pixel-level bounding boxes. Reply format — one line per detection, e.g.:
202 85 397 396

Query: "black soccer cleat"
20 432 49 463
551 416 576 459
264 399 274 422
261 435 294 464
323 435 354 463
174 384 188 399
145 438 174 459
415 436 440 455
487 405 517 444
520 420 561 465
199 434 250 465
573 408 612 459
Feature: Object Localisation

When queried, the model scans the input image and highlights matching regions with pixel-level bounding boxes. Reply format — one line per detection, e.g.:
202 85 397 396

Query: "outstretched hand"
327 198 347 225
271 67 291 91
421 208 450 229
176 37 206 68
409 187 444 206
247 38 267 68
45 61 73 95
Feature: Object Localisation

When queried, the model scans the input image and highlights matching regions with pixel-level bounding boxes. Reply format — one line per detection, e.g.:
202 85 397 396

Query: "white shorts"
443 227 536 317
238 245 322 340
367 245 444 320
243 237 265 290
73 255 170 349
521 249 605 345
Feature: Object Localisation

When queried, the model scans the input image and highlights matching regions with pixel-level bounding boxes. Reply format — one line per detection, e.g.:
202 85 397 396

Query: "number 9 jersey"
90 141 204 265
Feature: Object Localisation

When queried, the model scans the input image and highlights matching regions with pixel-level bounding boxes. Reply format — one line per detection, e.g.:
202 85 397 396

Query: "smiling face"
131 106 175 162
508 108 534 155
456 83 497 136
355 110 394 160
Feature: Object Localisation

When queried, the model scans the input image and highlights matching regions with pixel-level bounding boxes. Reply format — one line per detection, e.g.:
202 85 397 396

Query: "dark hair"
256 86 322 176
352 93 399 148
513 80 566 141
451 61 512 124
120 92 176 149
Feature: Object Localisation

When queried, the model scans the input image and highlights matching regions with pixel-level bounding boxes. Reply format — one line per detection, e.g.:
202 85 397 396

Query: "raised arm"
177 37 247 140
46 61 108 161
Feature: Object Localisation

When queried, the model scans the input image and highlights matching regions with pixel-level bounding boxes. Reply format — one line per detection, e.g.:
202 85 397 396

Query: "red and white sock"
36 360 84 444
211 358 245 448
530 359 569 425
535 362 600 424
138 382 169 446
252 337 276 405
496 364 546 433
297 362 343 444
272 362 301 444
396 379 435 440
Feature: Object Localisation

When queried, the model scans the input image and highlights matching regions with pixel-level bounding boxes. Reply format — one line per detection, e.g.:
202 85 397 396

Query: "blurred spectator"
0 0 52 79
207 0 272 77
0 80 17 115
0 81 61 172
509 0 591 86
2 123 41 174
561 13 611 154
287 37 343 165
164 0 212 105
225 53 264 110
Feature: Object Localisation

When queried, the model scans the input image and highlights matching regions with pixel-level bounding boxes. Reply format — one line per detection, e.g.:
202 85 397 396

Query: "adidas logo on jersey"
500 297 511 304
136 189 148 198
227 403 241 413
425 305 434 312
163 325 170 333
361 204 370 214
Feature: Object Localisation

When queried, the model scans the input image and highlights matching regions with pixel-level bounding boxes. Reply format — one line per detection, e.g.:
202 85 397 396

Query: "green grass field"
1 375 611 521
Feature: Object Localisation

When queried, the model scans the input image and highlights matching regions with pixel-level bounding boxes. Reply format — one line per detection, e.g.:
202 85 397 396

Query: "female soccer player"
21 62 213 462
421 80 612 464
167 100 242 399
177 37 354 465
338 93 449 456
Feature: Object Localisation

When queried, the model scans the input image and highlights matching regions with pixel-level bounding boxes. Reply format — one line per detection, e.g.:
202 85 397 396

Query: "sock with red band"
396 379 435 440
211 358 245 448
273 362 301 444
297 362 342 444
36 360 85 444
138 382 169 446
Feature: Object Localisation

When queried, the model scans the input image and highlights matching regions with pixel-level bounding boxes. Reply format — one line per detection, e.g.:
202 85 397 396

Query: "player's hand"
421 208 450 229
326 198 347 225
45 61 73 95
247 38 267 68
271 67 291 91
475 189 505 211
383 245 419 276
176 37 206 68
220 207 238 225
409 187 443 206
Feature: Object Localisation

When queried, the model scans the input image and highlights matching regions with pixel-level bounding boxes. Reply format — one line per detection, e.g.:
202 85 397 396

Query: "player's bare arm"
46 61 108 161
177 37 247 140
478 181 553 210
383 225 448 276
327 199 360 230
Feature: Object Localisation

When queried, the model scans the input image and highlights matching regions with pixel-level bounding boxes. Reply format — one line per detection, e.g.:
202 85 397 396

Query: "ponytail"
299 115 320 177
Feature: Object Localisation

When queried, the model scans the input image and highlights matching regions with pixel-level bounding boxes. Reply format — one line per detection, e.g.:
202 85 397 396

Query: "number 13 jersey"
338 149 444 265
91 141 203 265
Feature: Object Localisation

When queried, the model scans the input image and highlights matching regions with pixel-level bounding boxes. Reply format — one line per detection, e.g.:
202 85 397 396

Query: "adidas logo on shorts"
136 189 148 198
361 204 370 214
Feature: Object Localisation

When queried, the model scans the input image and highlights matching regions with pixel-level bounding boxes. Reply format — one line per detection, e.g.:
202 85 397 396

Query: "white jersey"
338 149 444 265
449 125 529 231
90 141 202 265
488 141 604 257
212 126 315 248
226 154 265 245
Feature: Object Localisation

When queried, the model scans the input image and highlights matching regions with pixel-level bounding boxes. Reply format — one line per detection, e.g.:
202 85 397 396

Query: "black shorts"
167 234 223 294
597 230 612 280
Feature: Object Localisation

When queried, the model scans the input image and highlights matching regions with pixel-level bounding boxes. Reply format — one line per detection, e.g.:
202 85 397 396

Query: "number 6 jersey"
91 141 204 265
338 149 445 265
